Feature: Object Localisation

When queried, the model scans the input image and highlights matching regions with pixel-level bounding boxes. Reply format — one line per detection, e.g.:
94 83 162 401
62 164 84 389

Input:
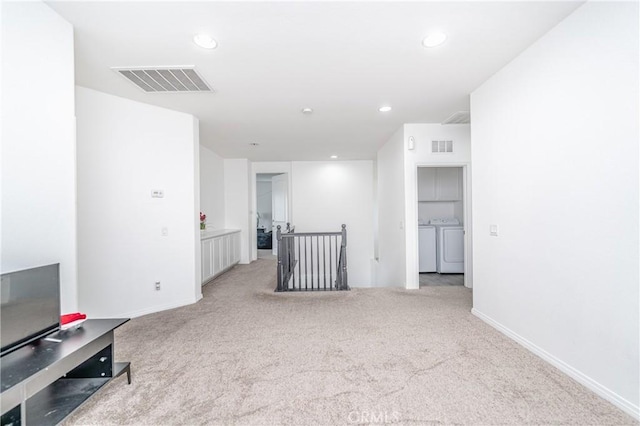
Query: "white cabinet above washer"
418 167 462 201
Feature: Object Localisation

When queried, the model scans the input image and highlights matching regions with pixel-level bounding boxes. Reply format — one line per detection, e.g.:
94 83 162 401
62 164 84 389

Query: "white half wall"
403 124 471 290
200 145 225 230
75 87 201 318
291 161 375 287
471 2 638 418
376 127 406 287
1 1 77 312
224 159 251 264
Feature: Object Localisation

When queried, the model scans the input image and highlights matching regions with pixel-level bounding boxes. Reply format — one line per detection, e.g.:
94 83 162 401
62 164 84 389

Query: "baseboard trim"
116 297 198 319
471 308 639 420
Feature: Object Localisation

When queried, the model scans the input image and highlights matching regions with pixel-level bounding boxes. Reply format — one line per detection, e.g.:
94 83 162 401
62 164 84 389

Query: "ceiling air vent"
112 66 212 93
432 140 454 153
442 111 470 124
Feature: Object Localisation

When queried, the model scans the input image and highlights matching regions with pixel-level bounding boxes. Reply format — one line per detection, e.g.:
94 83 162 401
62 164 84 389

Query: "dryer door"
440 227 464 273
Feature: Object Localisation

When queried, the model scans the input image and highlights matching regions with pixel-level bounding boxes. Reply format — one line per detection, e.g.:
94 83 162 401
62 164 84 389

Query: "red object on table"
61 313 86 325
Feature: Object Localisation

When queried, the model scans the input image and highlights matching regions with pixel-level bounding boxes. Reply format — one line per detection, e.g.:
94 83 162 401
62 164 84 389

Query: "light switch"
490 224 498 236
161 227 168 236
151 190 164 198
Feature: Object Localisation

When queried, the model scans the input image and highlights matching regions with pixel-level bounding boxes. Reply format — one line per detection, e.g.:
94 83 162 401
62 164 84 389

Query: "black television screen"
0 263 61 355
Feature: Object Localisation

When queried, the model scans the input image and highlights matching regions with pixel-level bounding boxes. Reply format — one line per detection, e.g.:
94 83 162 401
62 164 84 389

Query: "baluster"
304 236 308 291
291 237 296 290
297 236 301 291
276 225 282 292
341 224 348 290
323 236 327 290
309 236 312 290
336 236 339 290
329 235 333 290
316 236 320 290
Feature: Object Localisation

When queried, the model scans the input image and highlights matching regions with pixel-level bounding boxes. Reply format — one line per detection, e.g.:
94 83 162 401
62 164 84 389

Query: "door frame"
250 163 293 262
406 163 472 289
270 173 289 256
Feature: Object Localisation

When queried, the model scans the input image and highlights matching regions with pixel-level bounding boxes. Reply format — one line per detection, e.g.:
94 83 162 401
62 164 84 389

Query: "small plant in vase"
200 212 207 230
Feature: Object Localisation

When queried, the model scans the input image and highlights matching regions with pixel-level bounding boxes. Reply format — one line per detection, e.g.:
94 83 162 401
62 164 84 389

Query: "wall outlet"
155 281 161 290
490 224 499 236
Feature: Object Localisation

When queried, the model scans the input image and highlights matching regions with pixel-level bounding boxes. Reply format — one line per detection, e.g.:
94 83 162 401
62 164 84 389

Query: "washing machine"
430 218 464 273
418 225 436 272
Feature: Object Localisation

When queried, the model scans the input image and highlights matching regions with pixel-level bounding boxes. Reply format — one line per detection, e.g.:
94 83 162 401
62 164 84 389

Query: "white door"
417 168 437 201
222 235 230 270
435 168 462 200
213 237 223 276
271 173 288 255
232 232 241 263
201 240 212 283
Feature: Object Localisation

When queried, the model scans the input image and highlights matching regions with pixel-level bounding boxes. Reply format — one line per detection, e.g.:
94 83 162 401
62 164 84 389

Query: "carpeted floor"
64 259 636 425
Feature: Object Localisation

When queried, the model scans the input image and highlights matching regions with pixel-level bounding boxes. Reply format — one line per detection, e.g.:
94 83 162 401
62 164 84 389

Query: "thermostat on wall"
151 190 164 198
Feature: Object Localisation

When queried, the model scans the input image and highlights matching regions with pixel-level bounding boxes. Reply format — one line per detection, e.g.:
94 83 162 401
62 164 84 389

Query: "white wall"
224 159 251 264
471 2 638 418
76 87 201 318
291 161 375 287
0 1 78 312
404 124 472 289
200 145 225 229
376 127 406 287
192 120 202 299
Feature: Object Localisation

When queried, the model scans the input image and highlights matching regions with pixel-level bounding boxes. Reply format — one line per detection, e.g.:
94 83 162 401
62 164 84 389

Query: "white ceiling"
48 1 582 161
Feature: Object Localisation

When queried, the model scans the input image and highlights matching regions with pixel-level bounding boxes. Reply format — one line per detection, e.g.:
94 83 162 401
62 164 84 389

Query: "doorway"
256 173 288 259
417 166 465 287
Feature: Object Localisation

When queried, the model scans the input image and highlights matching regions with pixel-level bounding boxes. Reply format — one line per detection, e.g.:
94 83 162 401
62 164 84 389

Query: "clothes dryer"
429 218 464 273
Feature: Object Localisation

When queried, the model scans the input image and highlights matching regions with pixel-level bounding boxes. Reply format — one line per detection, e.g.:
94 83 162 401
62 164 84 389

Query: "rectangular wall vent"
432 140 454 153
112 66 212 93
442 111 470 124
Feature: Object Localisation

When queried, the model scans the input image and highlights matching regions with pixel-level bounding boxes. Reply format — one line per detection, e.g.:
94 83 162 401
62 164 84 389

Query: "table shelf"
1 319 130 426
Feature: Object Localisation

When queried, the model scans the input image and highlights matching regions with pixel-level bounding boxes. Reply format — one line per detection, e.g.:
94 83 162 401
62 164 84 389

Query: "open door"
271 173 288 255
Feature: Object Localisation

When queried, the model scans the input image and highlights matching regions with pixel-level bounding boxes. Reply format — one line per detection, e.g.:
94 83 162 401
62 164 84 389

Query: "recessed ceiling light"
378 106 392 112
422 32 447 48
330 155 338 159
301 108 313 114
193 34 217 49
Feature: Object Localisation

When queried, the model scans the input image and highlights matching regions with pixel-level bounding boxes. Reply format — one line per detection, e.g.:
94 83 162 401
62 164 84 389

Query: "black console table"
0 319 130 425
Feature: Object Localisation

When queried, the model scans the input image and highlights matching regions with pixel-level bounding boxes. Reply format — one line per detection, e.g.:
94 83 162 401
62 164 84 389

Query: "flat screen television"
0 263 61 356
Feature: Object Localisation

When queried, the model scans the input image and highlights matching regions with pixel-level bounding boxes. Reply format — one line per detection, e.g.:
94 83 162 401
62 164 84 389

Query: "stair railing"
276 224 349 292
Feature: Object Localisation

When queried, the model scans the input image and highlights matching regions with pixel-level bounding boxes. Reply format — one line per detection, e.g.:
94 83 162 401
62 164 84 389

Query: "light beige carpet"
64 259 636 425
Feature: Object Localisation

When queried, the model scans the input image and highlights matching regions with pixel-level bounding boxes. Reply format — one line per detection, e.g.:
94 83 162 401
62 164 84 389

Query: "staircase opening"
275 224 349 292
